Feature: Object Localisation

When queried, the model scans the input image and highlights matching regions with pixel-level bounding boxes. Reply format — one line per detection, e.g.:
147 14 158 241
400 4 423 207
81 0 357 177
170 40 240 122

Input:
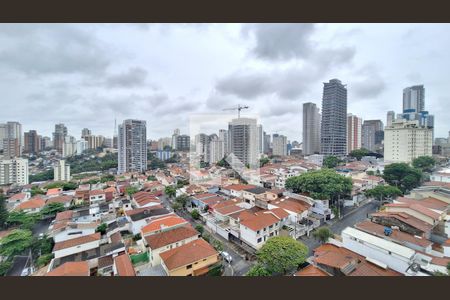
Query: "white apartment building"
0 158 29 186
54 160 71 182
384 120 432 163
272 134 287 156
76 139 88 155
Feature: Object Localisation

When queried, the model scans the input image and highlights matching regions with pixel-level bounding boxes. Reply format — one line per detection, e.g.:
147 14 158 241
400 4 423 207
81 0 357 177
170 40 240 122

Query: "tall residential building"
171 128 180 150
83 134 106 150
403 85 425 113
272 134 287 156
346 114 362 154
157 137 172 151
53 123 67 154
384 119 432 163
263 132 271 154
320 79 347 156
63 136 77 157
1 122 23 157
54 160 71 182
303 102 321 155
0 124 6 151
194 133 209 160
40 136 52 150
24 130 40 154
2 138 20 159
208 134 224 164
81 128 91 138
176 135 190 151
0 158 29 186
228 117 258 167
218 129 229 155
386 111 396 127
76 139 88 155
257 125 264 156
118 119 147 174
362 120 384 152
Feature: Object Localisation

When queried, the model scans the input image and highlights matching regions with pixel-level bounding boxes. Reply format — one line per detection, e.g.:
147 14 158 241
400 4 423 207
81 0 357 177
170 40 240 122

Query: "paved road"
32 219 52 236
299 200 378 256
330 201 378 234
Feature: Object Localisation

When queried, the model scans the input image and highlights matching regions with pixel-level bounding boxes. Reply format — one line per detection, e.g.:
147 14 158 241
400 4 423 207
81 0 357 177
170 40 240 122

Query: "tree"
171 202 182 211
100 174 115 183
164 186 176 198
412 156 436 173
191 209 200 220
0 260 12 276
29 169 54 183
285 169 352 203
382 163 423 193
0 229 33 258
246 264 271 276
147 175 157 181
366 170 375 176
125 186 139 196
212 239 223 252
95 223 108 235
312 227 334 244
323 156 341 169
6 211 40 230
62 182 78 191
40 202 65 217
364 185 403 207
349 148 370 161
260 157 270 167
195 224 204 234
174 194 189 208
176 179 189 189
256 236 308 275
30 186 45 197
36 253 54 268
0 192 8 229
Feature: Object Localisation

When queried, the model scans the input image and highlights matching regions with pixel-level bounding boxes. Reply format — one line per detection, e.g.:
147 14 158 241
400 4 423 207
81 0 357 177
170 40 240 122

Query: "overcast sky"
0 23 449 142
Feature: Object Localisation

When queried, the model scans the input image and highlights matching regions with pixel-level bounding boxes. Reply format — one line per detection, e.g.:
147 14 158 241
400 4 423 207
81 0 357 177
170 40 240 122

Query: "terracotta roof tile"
295 265 329 276
145 224 199 249
114 254 136 276
46 261 89 276
159 238 218 271
141 215 188 235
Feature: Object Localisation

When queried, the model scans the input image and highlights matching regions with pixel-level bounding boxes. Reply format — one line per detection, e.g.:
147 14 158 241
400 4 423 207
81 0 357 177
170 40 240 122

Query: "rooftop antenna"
222 104 249 118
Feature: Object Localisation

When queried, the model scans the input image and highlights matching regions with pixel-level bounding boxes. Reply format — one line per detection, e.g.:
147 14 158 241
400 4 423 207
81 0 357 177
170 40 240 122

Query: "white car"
220 251 232 264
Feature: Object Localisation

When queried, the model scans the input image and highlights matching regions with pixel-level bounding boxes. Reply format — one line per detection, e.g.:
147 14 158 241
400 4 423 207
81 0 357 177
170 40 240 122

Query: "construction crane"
222 104 249 118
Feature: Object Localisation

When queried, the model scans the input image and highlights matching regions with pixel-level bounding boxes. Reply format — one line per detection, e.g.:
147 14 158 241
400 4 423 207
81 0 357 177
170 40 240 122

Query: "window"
257 230 260 234
257 238 262 243
186 264 192 269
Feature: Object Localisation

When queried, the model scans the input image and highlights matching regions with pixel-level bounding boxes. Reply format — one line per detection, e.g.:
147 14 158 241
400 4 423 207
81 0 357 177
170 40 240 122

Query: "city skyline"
1 24 450 141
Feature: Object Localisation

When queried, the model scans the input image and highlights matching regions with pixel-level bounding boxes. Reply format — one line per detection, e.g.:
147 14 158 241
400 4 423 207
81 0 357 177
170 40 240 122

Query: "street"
299 200 378 256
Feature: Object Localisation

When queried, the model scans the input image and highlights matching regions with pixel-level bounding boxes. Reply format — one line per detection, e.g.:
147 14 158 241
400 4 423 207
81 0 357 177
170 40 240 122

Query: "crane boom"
222 104 249 118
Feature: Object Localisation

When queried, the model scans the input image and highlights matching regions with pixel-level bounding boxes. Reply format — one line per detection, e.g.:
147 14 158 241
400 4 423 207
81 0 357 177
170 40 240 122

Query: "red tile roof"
240 208 288 231
46 188 62 196
15 197 46 210
396 197 448 211
144 224 199 249
46 261 89 276
141 215 188 235
46 195 73 205
114 254 136 276
159 238 218 271
53 232 101 251
222 184 256 191
370 211 433 234
55 210 74 222
385 203 441 220
295 265 329 276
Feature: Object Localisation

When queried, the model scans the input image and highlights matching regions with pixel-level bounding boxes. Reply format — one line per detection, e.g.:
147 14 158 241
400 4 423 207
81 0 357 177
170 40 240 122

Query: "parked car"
220 251 232 264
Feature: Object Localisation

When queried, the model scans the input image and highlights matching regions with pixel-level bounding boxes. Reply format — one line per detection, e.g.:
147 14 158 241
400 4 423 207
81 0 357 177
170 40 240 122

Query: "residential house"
159 238 220 276
52 232 101 259
14 196 46 213
124 206 171 235
45 261 90 276
144 224 200 267
46 195 74 208
113 254 136 276
239 208 289 250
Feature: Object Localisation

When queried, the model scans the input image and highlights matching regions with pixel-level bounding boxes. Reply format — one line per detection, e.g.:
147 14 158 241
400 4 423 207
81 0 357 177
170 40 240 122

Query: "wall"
149 235 199 267
53 240 100 259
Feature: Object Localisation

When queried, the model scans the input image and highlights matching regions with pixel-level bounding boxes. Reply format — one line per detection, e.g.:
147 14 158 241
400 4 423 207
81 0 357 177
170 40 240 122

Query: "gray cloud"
0 24 110 76
242 23 315 61
352 66 386 99
105 67 150 88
